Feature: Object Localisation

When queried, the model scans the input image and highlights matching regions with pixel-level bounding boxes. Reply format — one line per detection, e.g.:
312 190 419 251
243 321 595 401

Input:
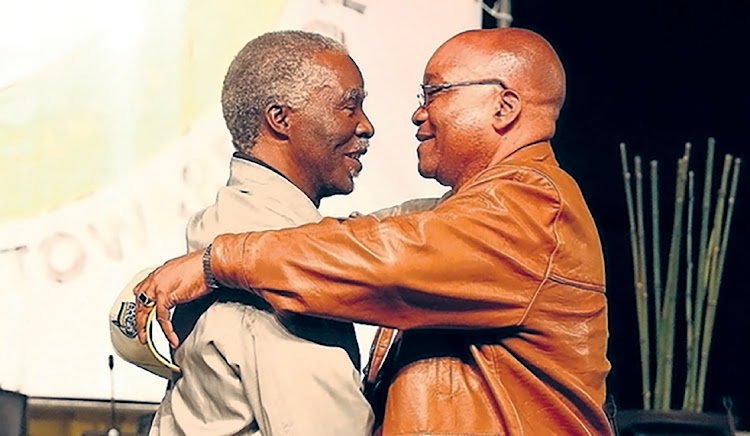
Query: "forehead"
311 50 364 91
424 39 494 83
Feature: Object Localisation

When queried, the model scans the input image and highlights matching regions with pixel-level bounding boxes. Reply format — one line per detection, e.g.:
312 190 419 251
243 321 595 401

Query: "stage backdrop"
0 0 480 402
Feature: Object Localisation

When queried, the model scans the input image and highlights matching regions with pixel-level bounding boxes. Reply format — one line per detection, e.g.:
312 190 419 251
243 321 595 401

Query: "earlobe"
493 89 521 133
265 104 290 139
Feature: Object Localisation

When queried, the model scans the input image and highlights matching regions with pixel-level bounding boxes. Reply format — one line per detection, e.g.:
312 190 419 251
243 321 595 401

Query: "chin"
418 164 436 181
327 181 355 197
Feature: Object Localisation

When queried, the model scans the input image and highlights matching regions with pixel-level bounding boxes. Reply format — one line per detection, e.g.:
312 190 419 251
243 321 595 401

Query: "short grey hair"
221 31 348 152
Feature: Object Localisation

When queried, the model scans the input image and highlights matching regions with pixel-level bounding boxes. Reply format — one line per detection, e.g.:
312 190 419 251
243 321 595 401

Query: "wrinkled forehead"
302 51 366 106
312 50 364 85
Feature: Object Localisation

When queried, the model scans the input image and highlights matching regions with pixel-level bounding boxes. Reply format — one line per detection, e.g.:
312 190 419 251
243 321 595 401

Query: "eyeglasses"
417 80 507 107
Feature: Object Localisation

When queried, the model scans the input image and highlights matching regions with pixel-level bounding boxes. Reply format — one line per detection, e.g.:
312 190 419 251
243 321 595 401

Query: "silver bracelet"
202 243 221 289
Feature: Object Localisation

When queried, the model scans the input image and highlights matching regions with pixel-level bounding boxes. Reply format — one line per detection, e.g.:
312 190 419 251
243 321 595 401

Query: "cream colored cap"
109 267 180 380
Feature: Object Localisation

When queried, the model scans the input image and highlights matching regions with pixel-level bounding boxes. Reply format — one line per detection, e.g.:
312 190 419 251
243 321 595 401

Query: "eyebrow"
339 88 367 104
422 72 442 84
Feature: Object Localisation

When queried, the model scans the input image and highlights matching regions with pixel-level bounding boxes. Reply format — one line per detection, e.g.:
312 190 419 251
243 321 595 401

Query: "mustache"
356 138 370 152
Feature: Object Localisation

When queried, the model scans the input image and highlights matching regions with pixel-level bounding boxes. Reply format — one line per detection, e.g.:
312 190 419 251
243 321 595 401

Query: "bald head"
452 28 564 111
428 28 566 141
412 28 567 188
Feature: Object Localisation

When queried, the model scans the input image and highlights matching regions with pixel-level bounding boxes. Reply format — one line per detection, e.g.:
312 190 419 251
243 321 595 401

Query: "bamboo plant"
619 138 742 411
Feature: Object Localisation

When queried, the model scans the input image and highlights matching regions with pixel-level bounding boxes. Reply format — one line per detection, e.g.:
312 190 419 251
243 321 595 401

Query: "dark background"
483 0 749 428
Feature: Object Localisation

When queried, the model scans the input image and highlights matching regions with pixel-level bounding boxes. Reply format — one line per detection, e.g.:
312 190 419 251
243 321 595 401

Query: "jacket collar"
502 141 558 167
455 141 559 194
226 154 320 221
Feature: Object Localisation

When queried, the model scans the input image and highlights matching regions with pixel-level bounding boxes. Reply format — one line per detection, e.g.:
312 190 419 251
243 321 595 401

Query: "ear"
492 89 521 133
264 104 291 139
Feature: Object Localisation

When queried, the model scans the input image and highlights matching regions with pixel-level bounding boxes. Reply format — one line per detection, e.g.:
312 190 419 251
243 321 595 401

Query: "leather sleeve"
367 196 443 219
211 169 563 330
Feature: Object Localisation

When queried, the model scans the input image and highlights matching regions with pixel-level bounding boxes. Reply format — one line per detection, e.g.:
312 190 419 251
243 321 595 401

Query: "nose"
411 105 427 126
356 111 375 138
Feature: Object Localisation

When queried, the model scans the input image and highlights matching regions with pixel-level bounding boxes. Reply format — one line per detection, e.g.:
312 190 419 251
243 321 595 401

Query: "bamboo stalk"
689 138 715 401
682 171 696 409
696 156 740 411
696 138 716 289
656 144 690 410
620 143 651 409
634 156 651 407
635 157 648 306
650 161 663 337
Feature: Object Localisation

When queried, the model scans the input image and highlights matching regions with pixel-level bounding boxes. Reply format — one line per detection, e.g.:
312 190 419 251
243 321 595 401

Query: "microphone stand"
108 355 120 436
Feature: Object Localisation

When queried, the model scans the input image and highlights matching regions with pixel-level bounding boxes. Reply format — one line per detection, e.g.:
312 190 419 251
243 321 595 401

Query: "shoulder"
451 164 563 216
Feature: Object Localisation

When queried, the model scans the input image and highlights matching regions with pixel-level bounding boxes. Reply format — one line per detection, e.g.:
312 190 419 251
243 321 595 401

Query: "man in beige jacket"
146 30 375 435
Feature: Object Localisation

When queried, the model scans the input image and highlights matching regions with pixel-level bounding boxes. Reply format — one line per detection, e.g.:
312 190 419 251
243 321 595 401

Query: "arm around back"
211 165 573 330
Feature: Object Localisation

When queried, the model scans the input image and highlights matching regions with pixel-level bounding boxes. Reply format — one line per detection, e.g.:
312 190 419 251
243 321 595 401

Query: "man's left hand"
133 249 209 348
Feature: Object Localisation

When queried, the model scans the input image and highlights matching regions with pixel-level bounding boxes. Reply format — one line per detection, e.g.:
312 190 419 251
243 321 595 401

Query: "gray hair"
221 31 348 152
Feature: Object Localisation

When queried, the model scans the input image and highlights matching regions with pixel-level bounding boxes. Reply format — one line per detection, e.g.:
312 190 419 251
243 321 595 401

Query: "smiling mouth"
345 150 365 160
344 143 368 162
344 148 367 176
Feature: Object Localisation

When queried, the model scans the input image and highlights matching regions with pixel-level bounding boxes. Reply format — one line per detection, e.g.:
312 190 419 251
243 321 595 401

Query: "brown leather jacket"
212 142 613 435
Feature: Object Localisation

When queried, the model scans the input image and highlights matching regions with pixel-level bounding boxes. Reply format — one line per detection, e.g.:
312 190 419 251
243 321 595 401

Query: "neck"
493 119 554 162
242 146 322 207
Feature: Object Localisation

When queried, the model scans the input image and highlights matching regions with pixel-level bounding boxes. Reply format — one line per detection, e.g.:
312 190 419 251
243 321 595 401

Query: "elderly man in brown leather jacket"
134 28 613 435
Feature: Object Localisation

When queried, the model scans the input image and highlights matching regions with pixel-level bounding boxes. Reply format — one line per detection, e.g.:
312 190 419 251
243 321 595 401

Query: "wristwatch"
202 243 221 289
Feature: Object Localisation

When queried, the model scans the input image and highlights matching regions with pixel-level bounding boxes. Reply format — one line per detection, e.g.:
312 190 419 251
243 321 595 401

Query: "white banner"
0 0 480 402
0 112 230 401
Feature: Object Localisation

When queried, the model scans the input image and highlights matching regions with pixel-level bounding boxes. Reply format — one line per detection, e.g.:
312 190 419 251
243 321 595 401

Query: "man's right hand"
133 248 211 348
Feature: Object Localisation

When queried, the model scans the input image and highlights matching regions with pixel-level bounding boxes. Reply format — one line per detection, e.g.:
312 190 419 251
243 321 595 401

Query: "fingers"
129 251 209 348
136 291 155 307
134 303 151 345
133 276 154 345
155 302 180 349
132 268 181 348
